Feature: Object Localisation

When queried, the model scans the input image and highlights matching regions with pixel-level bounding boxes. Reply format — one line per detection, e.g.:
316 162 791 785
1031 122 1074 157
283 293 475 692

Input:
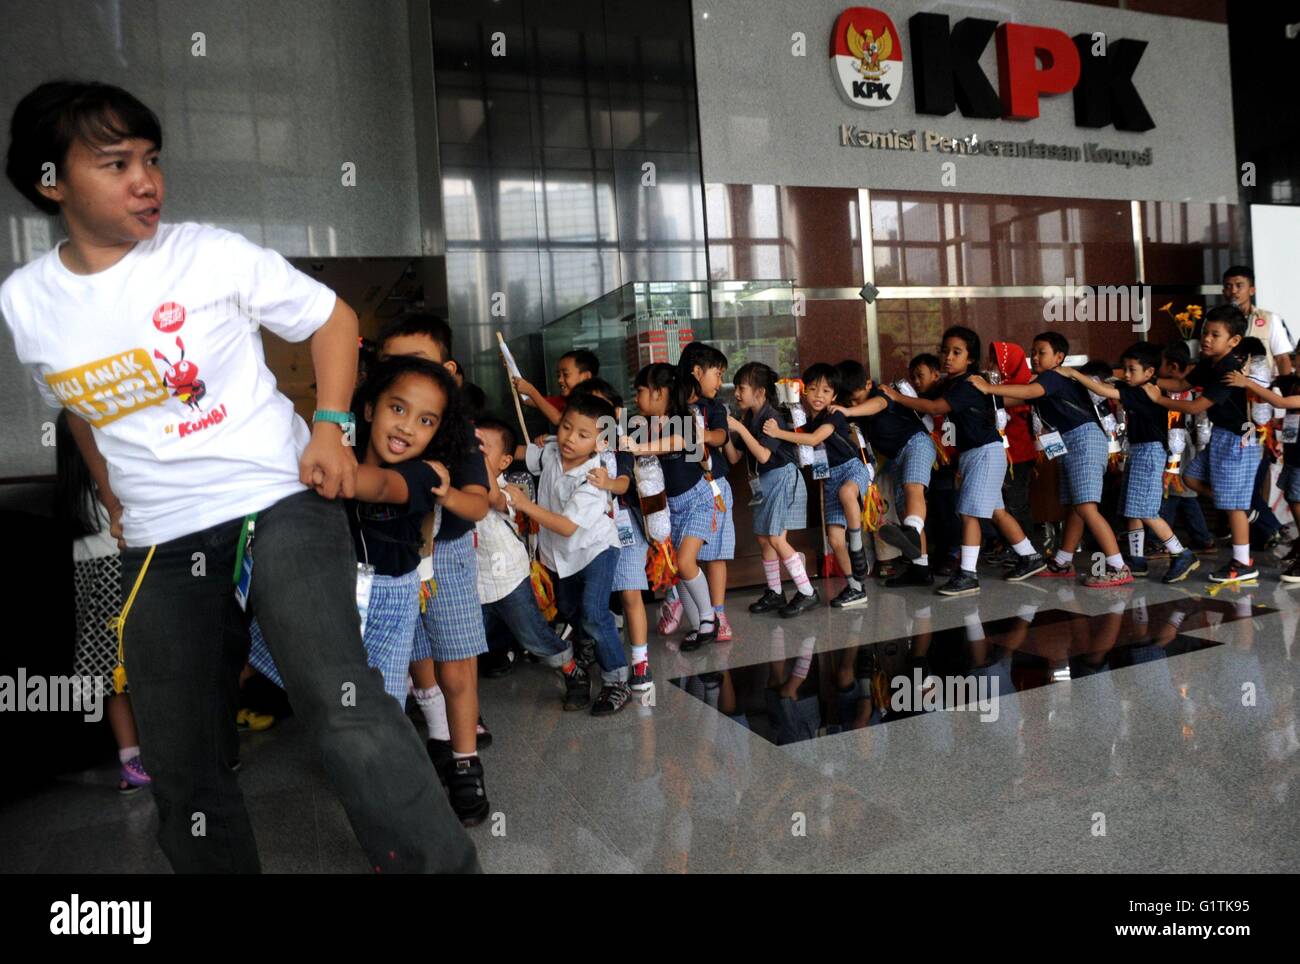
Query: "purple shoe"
118 756 152 794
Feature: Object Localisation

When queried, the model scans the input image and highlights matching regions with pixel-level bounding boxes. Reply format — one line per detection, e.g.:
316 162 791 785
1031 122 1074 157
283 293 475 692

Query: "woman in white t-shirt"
55 412 151 793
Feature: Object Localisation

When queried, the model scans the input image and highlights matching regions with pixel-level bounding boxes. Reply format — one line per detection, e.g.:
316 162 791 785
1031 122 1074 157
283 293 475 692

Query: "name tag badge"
1284 413 1300 444
746 468 764 506
355 562 375 637
615 506 636 548
1038 430 1068 460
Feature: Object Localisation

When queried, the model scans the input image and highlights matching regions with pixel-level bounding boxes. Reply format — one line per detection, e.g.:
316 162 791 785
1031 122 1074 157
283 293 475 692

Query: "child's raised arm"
353 464 412 504
881 383 951 416
727 414 775 463
1057 366 1120 401
967 374 1046 401
1225 370 1300 409
763 417 834 447
1141 382 1211 414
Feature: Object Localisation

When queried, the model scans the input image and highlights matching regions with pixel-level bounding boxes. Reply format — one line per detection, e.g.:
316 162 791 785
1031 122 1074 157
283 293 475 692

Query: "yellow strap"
106 545 156 695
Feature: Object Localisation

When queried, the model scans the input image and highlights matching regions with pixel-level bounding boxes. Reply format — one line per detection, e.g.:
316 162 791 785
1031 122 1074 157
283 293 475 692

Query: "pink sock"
782 553 814 596
763 557 782 592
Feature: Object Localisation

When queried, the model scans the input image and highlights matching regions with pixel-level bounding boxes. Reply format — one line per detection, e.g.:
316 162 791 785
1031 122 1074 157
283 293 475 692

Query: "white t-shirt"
1 223 337 546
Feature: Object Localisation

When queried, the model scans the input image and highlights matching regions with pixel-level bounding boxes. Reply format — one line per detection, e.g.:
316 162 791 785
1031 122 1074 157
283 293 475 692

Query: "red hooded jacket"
991 341 1037 464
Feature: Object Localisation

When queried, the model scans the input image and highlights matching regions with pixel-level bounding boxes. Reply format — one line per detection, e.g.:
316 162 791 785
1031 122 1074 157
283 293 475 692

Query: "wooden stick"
497 331 530 443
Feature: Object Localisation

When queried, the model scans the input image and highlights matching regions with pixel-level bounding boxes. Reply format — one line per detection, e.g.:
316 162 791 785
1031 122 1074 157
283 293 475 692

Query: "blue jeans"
483 577 572 668
120 490 479 874
556 548 628 684
1160 494 1212 547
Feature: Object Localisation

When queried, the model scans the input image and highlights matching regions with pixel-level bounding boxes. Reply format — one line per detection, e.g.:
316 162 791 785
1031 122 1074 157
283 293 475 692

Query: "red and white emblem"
830 7 904 109
153 302 186 333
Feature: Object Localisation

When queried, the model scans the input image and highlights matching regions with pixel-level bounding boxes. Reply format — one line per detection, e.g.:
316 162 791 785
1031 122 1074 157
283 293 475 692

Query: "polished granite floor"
3 550 1298 874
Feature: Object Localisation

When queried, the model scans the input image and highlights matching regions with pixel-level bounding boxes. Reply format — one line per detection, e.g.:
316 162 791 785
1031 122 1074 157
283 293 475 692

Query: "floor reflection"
670 597 1275 747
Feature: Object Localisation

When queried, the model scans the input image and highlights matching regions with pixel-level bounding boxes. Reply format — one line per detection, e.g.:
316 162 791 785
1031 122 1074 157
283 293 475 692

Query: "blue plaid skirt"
824 458 874 528
891 431 935 508
612 517 650 592
1057 422 1108 505
1184 450 1207 482
1208 426 1262 510
698 476 736 562
1121 441 1166 519
1280 465 1300 504
751 462 808 535
668 476 716 549
956 441 1007 519
248 569 419 705
411 533 488 663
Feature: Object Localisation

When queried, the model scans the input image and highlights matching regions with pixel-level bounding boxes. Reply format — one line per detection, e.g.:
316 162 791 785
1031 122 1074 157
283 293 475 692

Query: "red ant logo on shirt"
154 336 206 410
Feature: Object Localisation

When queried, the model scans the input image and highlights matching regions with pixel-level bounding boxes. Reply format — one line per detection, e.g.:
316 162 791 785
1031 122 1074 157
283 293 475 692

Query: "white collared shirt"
474 474 532 604
526 440 619 578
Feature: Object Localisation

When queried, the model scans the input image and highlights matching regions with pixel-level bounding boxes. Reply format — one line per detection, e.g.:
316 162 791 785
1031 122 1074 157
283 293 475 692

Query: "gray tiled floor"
3 554 1298 873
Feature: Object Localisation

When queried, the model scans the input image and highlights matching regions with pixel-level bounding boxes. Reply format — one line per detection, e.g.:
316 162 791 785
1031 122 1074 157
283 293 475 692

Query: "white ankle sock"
414 686 450 741
1127 529 1144 557
1233 543 1251 565
1011 538 1033 556
960 545 979 572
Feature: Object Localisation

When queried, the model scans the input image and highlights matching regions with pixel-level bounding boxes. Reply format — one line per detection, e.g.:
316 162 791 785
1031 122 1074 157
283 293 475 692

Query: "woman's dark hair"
7 80 162 216
634 362 694 418
353 356 470 466
571 376 623 412
941 326 981 365
733 361 778 401
53 411 103 538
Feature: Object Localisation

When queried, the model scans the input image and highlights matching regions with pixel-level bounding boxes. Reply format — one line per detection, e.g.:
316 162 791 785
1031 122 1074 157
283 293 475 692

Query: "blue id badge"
232 514 257 611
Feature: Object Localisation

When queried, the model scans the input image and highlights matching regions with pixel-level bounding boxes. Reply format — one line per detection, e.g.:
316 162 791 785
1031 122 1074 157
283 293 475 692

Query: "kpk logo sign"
830 6 1155 131
830 7 904 108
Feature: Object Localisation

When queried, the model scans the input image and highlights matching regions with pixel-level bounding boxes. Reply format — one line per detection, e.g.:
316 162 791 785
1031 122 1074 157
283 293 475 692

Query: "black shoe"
830 584 870 608
885 562 935 587
880 523 923 560
1208 559 1259 583
426 738 454 784
591 681 632 716
749 589 787 614
779 588 821 617
445 757 490 827
480 647 516 679
1005 552 1047 582
937 570 980 596
848 546 870 580
562 665 590 711
475 715 493 750
681 618 719 652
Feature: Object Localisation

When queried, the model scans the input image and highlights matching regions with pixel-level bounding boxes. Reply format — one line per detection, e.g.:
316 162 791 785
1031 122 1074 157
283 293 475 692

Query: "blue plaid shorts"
1057 422 1108 505
1183 449 1207 482
823 458 873 528
956 441 1007 519
751 462 808 535
1121 441 1166 519
1208 426 1263 510
891 431 935 509
411 533 488 663
248 569 419 705
1280 465 1300 504
612 518 650 592
698 476 736 562
668 475 716 549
